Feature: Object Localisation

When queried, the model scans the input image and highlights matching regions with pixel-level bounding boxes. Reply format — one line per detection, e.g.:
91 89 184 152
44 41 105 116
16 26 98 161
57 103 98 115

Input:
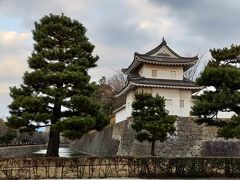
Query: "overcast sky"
0 0 239 118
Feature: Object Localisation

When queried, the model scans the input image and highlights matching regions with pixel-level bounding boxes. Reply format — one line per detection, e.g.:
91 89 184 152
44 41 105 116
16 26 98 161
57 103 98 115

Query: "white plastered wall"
179 90 193 116
115 107 129 123
116 87 193 122
139 87 192 117
139 64 183 80
125 90 135 117
115 87 194 123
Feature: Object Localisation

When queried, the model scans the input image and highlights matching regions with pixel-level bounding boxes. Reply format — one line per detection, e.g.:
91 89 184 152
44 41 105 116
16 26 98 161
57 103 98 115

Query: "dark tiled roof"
122 68 128 72
117 75 202 96
130 76 200 88
113 104 126 113
128 71 141 79
136 53 198 63
122 38 198 74
116 75 202 96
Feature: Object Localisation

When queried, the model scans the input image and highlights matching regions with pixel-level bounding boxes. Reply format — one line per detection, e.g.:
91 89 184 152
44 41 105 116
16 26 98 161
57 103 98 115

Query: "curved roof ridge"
135 52 198 60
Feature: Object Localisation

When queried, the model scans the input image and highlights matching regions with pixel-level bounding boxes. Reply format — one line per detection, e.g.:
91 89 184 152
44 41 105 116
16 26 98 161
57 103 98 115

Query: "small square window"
180 100 184 108
152 70 157 77
166 99 172 106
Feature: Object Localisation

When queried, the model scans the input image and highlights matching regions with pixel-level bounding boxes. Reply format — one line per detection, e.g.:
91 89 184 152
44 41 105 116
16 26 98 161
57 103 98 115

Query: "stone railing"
1 156 240 179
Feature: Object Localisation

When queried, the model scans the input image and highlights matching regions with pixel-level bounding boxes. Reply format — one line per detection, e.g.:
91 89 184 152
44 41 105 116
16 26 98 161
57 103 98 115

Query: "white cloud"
0 54 28 79
0 31 30 82
0 84 9 96
93 42 133 67
89 67 116 82
0 31 31 46
0 31 30 118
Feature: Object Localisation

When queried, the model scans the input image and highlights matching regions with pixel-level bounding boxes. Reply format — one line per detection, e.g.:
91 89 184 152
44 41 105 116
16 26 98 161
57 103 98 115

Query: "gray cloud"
149 0 240 46
0 0 240 118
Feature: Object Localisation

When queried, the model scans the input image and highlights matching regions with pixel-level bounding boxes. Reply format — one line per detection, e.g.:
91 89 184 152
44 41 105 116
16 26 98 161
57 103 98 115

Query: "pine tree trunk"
151 140 156 156
46 126 60 157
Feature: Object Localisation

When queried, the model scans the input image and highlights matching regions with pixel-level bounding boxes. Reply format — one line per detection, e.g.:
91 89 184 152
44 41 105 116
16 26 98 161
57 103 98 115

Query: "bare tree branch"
107 70 127 93
184 50 208 80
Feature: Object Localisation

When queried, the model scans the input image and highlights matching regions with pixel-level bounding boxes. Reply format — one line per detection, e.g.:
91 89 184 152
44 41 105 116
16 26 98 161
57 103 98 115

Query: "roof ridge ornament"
162 37 167 45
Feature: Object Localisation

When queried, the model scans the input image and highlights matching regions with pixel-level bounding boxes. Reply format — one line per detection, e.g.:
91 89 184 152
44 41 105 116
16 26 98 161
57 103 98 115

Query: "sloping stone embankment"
71 117 240 157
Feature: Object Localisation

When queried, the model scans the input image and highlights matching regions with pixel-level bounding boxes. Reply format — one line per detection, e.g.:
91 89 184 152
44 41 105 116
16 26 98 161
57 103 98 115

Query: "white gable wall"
151 46 178 57
139 64 183 80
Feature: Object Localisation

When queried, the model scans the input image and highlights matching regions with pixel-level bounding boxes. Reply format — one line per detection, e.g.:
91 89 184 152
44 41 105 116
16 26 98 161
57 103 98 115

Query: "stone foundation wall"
71 117 240 157
0 145 46 158
71 126 119 156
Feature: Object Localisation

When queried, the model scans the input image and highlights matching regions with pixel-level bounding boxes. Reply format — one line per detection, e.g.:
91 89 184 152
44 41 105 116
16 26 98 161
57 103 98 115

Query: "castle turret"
114 39 202 123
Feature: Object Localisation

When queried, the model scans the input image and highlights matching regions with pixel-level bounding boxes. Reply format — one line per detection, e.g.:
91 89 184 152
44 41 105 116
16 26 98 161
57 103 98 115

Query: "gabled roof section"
122 38 198 75
145 37 181 57
122 53 198 75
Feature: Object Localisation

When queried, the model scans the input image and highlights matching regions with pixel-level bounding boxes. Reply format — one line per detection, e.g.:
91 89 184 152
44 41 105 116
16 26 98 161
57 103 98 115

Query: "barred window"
180 100 184 108
152 70 157 77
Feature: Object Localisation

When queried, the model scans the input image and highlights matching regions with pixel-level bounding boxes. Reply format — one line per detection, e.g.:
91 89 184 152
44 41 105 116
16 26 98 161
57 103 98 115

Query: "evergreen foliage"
0 129 17 146
131 93 176 156
191 44 240 138
0 120 16 146
7 14 109 156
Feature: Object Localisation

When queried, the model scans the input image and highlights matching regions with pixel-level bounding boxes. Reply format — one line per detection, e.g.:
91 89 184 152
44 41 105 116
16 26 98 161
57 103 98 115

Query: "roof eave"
116 82 135 97
131 82 203 91
183 61 198 71
116 80 204 96
123 53 198 75
113 104 126 113
139 58 198 67
122 53 141 75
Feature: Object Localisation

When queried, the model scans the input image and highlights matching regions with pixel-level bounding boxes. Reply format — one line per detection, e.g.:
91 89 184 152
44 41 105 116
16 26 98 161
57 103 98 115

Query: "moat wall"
0 145 46 158
71 117 240 157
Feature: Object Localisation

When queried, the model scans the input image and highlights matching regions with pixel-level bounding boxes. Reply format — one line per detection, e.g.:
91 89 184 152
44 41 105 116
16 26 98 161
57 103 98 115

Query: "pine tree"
191 44 240 138
7 14 109 157
131 93 176 156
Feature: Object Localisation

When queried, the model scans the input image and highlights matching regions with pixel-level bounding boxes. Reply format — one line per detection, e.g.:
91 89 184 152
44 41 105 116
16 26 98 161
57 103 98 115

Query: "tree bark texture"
46 126 60 157
151 140 156 156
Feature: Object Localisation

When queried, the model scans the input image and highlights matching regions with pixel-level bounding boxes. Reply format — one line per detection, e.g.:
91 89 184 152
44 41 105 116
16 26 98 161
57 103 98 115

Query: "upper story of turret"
122 38 198 81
